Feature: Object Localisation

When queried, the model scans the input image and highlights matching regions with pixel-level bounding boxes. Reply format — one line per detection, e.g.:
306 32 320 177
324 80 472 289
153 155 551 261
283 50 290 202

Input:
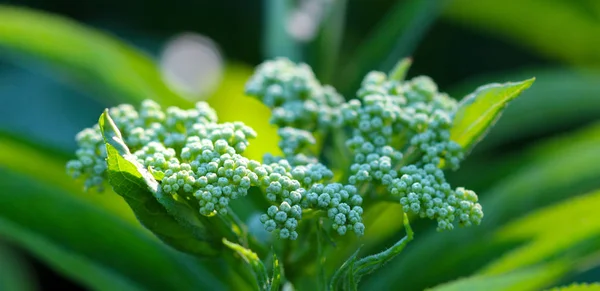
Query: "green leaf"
0 5 189 106
270 252 282 291
352 213 414 278
480 189 600 275
0 170 223 291
98 110 222 257
428 263 566 291
0 242 37 291
448 68 600 152
450 78 535 153
0 133 138 225
329 248 361 291
223 238 269 291
330 213 414 290
546 283 600 291
388 57 413 82
443 0 600 66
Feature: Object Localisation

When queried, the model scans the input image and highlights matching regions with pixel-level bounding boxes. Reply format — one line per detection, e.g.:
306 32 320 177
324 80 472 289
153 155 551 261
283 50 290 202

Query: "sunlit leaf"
450 78 535 153
223 238 269 290
0 5 188 106
0 132 138 224
480 189 600 275
444 0 600 66
449 69 600 152
270 252 282 291
428 263 566 291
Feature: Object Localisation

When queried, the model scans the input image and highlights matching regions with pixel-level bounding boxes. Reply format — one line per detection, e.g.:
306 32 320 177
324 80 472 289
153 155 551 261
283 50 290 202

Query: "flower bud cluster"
66 127 107 191
67 100 221 191
392 165 483 230
337 70 481 230
68 98 364 240
302 183 365 236
245 58 344 131
68 58 485 241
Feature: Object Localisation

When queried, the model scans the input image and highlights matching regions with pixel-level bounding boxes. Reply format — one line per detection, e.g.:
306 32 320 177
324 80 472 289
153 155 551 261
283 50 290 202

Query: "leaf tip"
389 57 413 81
521 77 536 88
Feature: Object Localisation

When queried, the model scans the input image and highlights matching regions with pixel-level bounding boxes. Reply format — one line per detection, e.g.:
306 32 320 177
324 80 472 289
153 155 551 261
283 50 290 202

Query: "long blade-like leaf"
0 170 223 291
480 189 600 275
443 0 600 66
428 263 566 291
0 5 188 106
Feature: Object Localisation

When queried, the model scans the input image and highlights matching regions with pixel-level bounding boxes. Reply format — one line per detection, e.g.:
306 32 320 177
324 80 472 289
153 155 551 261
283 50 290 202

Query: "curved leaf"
329 248 360 291
443 0 600 66
450 78 535 153
0 5 188 106
429 263 566 291
0 133 138 224
481 189 600 275
223 238 269 291
329 213 414 290
0 170 223 291
352 213 414 279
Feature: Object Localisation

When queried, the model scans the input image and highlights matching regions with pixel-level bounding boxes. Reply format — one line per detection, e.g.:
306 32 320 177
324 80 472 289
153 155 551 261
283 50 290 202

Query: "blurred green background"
1 0 600 290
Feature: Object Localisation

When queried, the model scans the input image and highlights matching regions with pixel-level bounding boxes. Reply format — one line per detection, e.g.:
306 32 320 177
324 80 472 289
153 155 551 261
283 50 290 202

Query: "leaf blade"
0 5 188 106
428 263 566 291
451 78 535 153
0 170 222 291
481 189 600 275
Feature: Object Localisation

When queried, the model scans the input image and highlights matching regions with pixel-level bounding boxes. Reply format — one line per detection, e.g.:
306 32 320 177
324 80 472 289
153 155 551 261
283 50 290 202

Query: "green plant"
2 3 600 291
64 56 533 290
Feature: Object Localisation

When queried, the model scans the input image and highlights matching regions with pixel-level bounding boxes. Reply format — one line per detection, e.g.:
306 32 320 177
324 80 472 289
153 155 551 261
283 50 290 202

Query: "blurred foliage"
0 0 599 290
0 241 37 291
